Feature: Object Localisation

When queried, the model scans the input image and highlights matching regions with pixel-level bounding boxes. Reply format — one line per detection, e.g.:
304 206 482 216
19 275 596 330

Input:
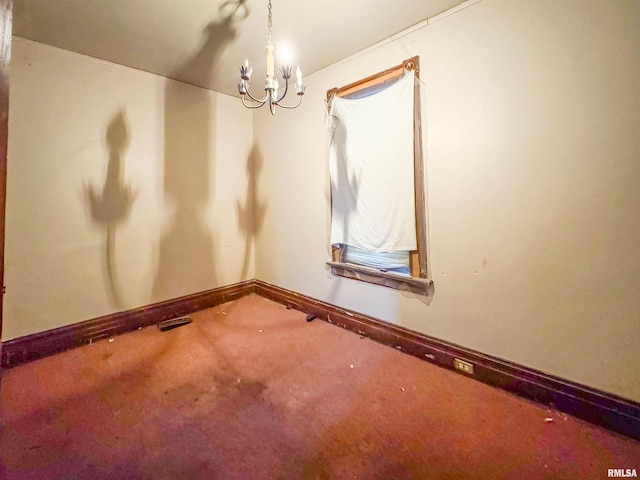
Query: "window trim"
326 56 431 295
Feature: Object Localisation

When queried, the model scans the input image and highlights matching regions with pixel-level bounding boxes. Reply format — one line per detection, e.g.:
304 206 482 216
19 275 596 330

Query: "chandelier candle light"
238 0 305 114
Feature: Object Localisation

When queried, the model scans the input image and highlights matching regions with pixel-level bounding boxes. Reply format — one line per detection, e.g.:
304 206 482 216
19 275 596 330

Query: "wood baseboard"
255 280 640 442
1 280 255 368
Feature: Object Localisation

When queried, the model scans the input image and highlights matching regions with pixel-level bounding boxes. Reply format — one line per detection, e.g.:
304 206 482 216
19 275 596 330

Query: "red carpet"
1 294 639 479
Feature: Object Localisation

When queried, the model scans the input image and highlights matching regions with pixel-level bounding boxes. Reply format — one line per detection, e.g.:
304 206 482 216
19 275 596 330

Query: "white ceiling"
14 0 464 97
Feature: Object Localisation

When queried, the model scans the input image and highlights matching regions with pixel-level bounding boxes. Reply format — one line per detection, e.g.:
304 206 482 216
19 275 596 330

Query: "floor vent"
158 316 193 332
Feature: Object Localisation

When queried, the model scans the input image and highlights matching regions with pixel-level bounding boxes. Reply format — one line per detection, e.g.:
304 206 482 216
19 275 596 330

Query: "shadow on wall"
86 110 138 309
236 144 268 280
153 0 249 301
326 115 359 302
329 115 359 250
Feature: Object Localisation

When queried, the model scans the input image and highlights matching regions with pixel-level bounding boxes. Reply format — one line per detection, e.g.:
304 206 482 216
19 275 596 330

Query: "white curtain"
328 71 416 252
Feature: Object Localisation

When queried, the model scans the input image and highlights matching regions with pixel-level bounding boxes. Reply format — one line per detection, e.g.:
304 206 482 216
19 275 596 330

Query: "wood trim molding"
326 261 431 295
412 57 428 279
0 0 13 363
327 55 419 102
254 280 640 442
1 280 256 368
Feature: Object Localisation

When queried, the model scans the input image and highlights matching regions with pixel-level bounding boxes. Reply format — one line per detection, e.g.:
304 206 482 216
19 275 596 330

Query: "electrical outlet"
454 358 474 375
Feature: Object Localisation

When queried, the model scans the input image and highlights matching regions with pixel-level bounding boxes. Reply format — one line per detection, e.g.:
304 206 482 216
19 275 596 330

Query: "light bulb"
296 66 302 86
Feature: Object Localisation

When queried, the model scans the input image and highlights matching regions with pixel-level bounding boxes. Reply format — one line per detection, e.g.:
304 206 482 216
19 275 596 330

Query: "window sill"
327 261 432 296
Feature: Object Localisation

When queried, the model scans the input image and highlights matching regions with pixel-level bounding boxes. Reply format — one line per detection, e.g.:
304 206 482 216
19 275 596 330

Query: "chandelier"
237 0 305 114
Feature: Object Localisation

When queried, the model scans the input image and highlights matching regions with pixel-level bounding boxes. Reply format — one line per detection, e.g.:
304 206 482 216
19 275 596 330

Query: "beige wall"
4 38 255 340
254 0 640 401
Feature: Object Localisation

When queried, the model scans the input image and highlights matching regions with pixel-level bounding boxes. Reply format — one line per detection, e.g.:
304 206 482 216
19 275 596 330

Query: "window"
326 56 431 295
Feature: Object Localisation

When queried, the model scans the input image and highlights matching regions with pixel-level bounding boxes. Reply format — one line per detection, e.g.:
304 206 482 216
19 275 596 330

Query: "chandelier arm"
244 88 268 104
274 95 303 109
241 96 267 109
275 77 289 103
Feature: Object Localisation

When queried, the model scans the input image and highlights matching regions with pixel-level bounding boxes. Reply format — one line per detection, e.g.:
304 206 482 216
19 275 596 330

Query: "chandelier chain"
267 0 273 44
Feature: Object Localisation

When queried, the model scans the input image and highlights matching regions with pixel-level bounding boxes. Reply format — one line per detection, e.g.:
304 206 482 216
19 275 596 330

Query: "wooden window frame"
326 56 431 295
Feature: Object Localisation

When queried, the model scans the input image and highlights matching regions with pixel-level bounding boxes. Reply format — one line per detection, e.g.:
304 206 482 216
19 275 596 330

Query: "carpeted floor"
1 293 639 479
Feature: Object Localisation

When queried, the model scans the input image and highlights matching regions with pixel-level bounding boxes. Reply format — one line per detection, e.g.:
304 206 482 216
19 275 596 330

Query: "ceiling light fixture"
237 0 305 114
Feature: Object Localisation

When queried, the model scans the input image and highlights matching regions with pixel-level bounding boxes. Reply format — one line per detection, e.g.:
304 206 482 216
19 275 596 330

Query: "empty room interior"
1 0 640 478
